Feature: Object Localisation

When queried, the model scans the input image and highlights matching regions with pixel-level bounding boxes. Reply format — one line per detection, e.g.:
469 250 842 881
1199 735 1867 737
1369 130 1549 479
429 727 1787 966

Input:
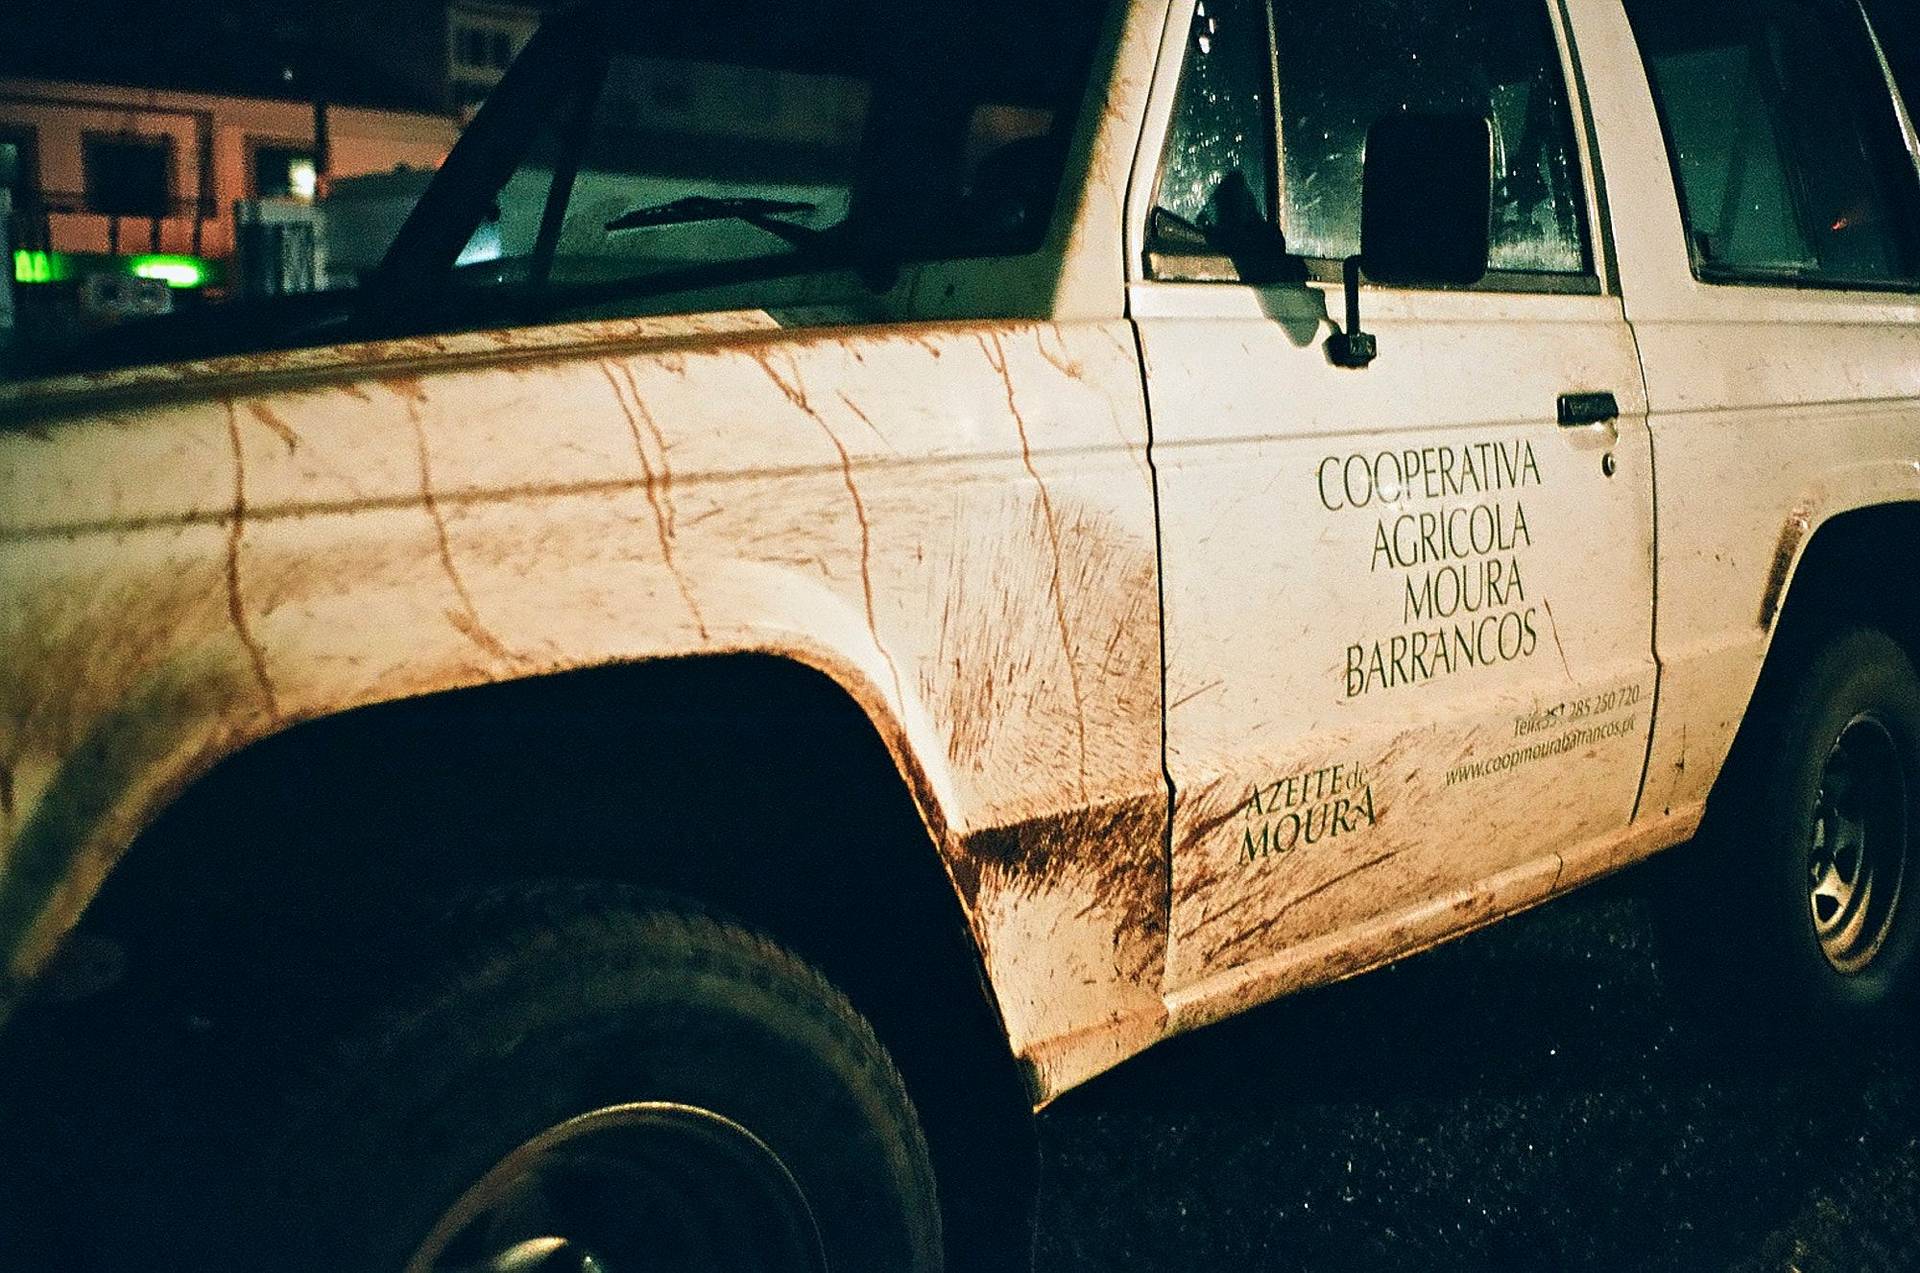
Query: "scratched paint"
0 319 1167 1101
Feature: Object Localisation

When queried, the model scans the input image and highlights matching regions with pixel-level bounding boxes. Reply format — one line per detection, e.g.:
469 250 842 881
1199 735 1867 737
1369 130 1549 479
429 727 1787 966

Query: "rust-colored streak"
404 398 520 664
1541 598 1573 682
835 392 897 455
811 409 906 713
244 401 301 453
1758 505 1814 630
617 362 680 537
752 351 906 708
222 401 283 720
596 362 709 640
1032 325 1085 380
1175 790 1246 867
978 329 1089 799
1202 850 1403 965
750 349 812 413
953 792 1169 972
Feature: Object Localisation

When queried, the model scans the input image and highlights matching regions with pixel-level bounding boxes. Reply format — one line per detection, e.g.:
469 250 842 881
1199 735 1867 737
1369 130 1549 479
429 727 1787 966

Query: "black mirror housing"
1360 113 1493 287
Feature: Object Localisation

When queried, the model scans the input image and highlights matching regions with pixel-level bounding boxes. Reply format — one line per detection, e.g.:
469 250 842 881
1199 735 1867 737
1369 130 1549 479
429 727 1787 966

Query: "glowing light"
128 255 209 288
12 249 66 284
288 159 319 202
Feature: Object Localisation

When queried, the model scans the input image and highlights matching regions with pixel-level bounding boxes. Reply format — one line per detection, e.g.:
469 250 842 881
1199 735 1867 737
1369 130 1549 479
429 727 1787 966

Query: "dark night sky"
1 0 560 111
5 0 1916 117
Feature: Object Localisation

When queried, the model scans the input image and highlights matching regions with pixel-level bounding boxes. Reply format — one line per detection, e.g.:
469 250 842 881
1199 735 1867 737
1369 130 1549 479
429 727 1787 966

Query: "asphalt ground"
5 860 1916 1270
1032 867 1920 1273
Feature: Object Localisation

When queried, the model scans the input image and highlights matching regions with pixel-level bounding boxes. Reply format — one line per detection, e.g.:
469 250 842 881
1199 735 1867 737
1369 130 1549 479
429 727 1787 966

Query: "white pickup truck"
3 0 1919 1268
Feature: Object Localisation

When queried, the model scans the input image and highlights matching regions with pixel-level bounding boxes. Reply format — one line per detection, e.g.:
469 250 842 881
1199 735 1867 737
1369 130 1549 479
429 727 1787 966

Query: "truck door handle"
1558 391 1620 427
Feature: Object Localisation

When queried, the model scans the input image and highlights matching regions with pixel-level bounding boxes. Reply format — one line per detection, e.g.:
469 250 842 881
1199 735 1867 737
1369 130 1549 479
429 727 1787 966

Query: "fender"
0 316 1168 1100
1642 450 1920 824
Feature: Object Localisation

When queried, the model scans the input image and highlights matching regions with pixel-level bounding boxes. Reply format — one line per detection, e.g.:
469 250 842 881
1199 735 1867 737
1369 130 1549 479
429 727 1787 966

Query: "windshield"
2 0 1110 381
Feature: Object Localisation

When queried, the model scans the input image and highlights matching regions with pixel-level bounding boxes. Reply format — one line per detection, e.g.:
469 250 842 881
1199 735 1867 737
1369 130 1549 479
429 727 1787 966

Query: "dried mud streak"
1032 326 1085 380
1542 598 1574 682
979 330 1090 800
835 392 897 455
223 401 283 720
1036 325 1150 483
616 362 680 537
245 402 301 453
403 395 519 664
816 402 907 713
1758 504 1814 630
954 793 1169 967
753 352 906 710
596 362 709 640
1202 849 1403 965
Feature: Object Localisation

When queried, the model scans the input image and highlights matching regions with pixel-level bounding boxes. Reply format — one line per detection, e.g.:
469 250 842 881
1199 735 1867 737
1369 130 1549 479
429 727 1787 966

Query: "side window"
1152 0 1592 283
1155 0 1275 246
1623 0 1920 288
1271 0 1589 276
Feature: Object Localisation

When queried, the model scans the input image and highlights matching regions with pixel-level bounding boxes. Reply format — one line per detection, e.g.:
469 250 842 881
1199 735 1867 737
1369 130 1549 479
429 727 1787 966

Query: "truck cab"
2 1 1918 1268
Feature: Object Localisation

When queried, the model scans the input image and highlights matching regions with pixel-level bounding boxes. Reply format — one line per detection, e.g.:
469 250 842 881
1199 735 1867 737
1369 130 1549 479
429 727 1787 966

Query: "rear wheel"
234 884 943 1273
1656 627 1920 1028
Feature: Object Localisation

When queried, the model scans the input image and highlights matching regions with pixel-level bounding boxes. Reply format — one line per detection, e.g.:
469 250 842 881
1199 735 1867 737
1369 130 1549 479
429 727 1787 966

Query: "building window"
83 133 173 218
253 143 319 201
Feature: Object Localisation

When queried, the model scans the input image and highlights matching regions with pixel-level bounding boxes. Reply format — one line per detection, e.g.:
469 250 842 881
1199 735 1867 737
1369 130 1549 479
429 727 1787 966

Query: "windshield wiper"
606 195 823 248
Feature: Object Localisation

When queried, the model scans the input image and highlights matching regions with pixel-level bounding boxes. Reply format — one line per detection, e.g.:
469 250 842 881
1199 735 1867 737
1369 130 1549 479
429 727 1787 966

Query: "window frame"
1145 0 1605 296
247 136 319 201
1626 0 1920 294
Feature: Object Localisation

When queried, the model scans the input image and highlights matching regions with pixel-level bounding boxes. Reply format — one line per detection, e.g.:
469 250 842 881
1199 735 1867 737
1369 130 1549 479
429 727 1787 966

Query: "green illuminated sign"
12 250 68 285
12 250 215 288
129 255 210 289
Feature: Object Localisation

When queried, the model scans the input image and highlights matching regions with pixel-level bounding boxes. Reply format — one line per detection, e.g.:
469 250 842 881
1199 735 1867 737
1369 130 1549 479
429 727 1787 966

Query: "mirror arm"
1326 254 1377 369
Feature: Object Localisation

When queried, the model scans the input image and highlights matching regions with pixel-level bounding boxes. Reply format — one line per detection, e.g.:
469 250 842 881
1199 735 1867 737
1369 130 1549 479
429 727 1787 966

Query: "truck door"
1130 0 1660 1010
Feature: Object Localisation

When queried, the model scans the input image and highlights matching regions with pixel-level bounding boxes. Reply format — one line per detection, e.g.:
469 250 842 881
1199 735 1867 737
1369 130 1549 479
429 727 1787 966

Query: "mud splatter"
810 407 906 713
954 791 1169 979
1758 504 1815 630
835 392 898 455
1033 326 1086 380
402 397 521 665
244 402 301 453
597 362 709 640
978 330 1090 799
1201 850 1402 966
222 401 282 719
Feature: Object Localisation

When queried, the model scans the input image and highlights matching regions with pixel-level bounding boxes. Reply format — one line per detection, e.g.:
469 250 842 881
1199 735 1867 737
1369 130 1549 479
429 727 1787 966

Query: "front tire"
239 884 943 1272
1656 627 1920 1028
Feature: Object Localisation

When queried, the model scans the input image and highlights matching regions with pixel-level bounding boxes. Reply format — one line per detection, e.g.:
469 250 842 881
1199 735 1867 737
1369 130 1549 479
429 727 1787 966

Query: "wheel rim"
1807 713 1910 975
406 1102 829 1273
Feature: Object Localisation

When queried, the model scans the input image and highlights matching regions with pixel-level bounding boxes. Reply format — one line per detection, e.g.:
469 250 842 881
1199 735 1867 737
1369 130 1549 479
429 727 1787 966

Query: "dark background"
1035 862 1920 1272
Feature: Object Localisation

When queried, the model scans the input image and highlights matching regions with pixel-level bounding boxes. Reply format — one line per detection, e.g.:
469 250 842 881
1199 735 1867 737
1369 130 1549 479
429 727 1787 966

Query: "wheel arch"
46 649 1039 1269
1708 497 1920 824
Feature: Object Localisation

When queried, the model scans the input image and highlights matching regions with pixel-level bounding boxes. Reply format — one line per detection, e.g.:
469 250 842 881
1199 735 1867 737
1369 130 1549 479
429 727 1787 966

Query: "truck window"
1622 0 1920 289
446 0 1108 312
1154 0 1276 245
1152 0 1592 285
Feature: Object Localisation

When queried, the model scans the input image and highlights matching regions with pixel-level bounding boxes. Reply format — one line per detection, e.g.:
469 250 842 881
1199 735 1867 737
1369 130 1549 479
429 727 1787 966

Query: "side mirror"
1328 112 1494 368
